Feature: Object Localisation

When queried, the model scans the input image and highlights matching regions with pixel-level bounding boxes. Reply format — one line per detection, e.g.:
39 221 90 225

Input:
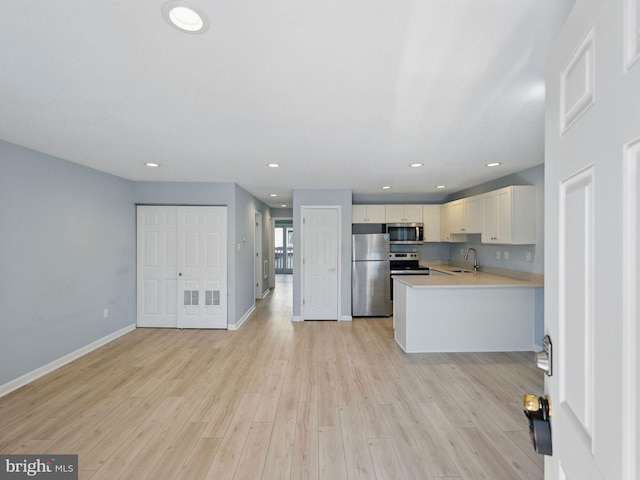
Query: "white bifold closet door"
137 206 227 329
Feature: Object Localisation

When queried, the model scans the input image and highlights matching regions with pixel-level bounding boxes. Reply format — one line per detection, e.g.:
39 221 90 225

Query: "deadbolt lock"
523 393 552 456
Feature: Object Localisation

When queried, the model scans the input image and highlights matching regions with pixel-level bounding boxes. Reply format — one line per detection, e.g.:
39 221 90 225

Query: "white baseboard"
0 324 136 398
339 315 353 322
228 305 256 331
261 289 270 299
292 316 303 322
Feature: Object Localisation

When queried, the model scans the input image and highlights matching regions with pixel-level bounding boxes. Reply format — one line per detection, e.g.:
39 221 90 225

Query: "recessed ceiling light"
267 163 280 168
486 162 502 167
270 194 278 197
145 162 160 167
280 204 287 207
162 1 209 34
381 186 391 190
409 163 424 168
436 185 446 189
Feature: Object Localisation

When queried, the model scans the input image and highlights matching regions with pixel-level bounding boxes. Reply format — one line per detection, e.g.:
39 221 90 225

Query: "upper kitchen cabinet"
440 203 466 242
422 205 441 242
385 204 423 223
446 195 483 234
481 186 536 244
352 204 386 223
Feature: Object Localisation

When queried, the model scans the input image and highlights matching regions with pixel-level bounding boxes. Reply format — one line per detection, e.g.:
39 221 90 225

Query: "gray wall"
0 142 272 388
293 189 352 318
0 141 136 386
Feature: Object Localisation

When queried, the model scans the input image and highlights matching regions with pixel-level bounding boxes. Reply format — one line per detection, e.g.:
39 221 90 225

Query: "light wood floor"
0 275 543 479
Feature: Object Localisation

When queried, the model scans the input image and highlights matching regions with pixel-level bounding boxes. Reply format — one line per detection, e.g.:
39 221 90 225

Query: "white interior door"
545 1 640 479
137 206 178 327
301 207 339 320
255 212 262 300
177 207 227 329
137 205 227 329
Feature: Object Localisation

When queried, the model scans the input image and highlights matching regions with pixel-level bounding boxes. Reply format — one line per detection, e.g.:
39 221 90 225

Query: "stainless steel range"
389 252 430 300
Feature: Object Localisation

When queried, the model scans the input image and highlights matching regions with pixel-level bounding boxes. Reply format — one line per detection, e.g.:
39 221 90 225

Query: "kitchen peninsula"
392 266 543 353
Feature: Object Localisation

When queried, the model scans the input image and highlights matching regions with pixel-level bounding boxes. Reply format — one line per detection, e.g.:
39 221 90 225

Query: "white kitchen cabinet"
463 195 483 233
439 203 466 242
385 204 422 223
352 204 386 223
447 196 482 234
422 205 441 242
481 186 536 244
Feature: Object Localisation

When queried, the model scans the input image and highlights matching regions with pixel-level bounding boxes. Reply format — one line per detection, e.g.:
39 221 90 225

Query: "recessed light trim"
381 186 391 190
145 162 160 167
409 163 424 168
486 162 502 167
267 163 280 168
436 185 446 189
280 204 287 207
270 194 278 197
162 1 209 34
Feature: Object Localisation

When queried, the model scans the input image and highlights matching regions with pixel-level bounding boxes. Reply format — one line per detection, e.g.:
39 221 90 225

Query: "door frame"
299 205 342 321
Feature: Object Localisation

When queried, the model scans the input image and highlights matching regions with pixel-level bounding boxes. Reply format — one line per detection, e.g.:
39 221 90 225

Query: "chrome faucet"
464 247 479 272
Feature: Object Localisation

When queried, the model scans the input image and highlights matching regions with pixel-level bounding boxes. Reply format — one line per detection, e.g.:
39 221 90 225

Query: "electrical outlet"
504 250 509 260
496 251 501 260
103 308 109 318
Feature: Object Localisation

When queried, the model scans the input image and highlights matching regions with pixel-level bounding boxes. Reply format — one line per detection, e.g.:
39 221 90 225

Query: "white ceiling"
0 0 574 208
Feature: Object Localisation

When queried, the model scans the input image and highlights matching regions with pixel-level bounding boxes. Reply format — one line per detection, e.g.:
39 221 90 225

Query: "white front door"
301 207 339 320
137 206 227 329
545 1 640 479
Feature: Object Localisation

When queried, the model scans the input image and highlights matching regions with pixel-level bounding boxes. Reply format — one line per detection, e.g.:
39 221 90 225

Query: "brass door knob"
523 393 541 412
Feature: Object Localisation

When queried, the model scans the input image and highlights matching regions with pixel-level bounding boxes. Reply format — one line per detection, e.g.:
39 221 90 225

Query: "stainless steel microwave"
386 223 424 244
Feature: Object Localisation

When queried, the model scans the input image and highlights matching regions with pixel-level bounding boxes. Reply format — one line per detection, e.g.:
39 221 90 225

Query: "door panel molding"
559 166 595 449
560 25 595 133
624 1 640 70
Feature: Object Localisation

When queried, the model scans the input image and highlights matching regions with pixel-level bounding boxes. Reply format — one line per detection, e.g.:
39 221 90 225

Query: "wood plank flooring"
0 275 543 479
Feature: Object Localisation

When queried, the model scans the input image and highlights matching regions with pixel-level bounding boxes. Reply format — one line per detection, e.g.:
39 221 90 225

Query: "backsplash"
449 238 540 275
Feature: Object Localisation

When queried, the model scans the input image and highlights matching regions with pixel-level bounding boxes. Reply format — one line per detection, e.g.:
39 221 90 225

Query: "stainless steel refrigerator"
351 234 391 316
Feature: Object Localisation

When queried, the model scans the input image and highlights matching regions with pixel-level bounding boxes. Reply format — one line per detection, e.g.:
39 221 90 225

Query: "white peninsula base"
393 277 539 353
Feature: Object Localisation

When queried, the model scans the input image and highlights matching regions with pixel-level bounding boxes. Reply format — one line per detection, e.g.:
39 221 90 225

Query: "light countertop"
393 264 544 288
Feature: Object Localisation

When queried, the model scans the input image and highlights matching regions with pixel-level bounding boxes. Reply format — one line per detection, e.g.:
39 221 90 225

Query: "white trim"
292 315 304 322
228 305 255 331
339 315 352 322
261 288 271 299
0 324 136 398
